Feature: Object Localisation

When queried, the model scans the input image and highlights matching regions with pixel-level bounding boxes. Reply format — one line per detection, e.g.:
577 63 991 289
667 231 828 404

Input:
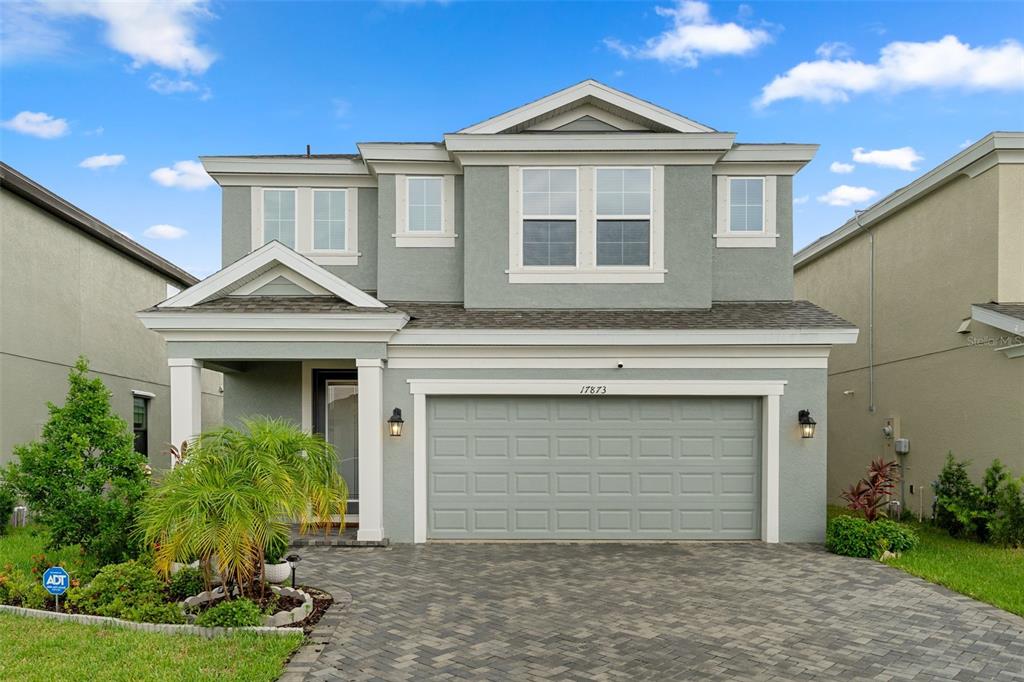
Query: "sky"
2 0 1022 278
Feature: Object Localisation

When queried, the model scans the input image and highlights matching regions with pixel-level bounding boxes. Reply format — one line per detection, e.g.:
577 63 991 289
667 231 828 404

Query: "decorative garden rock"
179 585 314 627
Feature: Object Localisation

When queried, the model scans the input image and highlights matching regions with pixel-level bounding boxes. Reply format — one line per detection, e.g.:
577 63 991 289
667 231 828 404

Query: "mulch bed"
281 585 334 635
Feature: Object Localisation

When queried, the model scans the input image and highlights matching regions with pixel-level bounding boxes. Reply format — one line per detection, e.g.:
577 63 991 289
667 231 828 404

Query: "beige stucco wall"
795 164 1024 514
0 189 223 468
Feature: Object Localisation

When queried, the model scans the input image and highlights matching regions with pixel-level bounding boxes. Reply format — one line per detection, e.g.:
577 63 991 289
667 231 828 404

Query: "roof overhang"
970 304 1024 359
389 327 859 346
713 144 819 176
139 311 409 344
200 156 372 186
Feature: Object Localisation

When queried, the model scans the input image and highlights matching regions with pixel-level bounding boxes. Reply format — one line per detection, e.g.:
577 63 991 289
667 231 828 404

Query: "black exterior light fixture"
798 410 817 439
387 407 404 437
286 553 301 589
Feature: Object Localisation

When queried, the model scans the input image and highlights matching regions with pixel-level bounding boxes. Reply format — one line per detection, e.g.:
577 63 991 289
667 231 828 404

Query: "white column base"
356 359 384 542
168 358 203 468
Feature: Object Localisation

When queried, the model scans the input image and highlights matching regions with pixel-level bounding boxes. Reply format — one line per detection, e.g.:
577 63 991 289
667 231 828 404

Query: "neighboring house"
794 133 1024 517
140 80 857 544
0 163 223 469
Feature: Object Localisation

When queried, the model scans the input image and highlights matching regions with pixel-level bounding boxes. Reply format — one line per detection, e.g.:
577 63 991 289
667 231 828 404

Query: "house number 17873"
579 385 608 395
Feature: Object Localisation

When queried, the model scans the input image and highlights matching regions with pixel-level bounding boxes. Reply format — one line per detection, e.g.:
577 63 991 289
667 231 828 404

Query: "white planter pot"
170 560 200 575
263 561 291 584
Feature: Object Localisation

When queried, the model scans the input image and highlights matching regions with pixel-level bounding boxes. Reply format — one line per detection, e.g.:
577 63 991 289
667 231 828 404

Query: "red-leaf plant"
841 458 900 522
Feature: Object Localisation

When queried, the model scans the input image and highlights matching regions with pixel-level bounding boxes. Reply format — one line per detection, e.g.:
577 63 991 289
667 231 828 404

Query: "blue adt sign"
42 567 70 596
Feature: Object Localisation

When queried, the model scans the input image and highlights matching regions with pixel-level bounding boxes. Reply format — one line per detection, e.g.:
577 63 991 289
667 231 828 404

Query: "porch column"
168 358 202 467
356 358 384 541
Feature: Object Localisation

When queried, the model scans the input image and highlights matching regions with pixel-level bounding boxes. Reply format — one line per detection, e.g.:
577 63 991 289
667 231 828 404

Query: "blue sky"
2 1 1022 278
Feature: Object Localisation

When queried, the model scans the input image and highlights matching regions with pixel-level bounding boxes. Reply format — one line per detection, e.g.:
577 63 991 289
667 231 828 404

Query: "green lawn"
828 506 1024 617
0 613 302 682
0 525 93 576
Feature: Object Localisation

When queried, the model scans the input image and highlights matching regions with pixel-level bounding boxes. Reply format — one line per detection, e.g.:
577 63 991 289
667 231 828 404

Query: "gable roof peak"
457 80 716 135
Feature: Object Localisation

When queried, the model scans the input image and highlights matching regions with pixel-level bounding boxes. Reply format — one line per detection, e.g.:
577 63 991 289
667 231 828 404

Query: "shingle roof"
145 297 853 330
396 300 853 330
973 302 1024 322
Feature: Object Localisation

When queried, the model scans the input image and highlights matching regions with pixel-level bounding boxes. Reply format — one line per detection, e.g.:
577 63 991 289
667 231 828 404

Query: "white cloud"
39 0 216 74
816 41 853 59
0 2 68 63
793 195 810 205
148 74 198 94
605 0 772 67
959 139 974 150
2 110 69 138
79 153 126 169
758 35 1024 107
818 185 878 207
830 161 855 174
143 224 188 240
150 160 214 190
852 146 923 171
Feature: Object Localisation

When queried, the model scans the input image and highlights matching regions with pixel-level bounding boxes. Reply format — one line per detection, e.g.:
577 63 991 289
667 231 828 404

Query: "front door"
312 370 359 518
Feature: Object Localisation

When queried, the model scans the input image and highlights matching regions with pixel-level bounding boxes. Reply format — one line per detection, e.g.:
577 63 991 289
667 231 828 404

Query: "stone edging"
181 585 314 627
0 604 299 638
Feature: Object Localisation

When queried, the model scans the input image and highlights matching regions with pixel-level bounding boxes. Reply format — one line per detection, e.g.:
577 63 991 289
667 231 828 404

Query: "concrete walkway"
282 543 1024 681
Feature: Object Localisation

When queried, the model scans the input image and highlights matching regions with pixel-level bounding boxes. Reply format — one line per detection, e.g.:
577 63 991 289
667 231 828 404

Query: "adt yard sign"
42 566 69 596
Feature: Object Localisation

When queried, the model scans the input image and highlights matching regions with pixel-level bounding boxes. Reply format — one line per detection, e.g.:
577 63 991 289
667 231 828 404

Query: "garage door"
427 396 761 540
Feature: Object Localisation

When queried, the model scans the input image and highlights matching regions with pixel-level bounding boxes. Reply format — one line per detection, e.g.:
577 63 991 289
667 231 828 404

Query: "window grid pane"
314 190 347 250
263 190 296 248
597 220 650 266
133 397 147 429
523 220 576 266
596 168 651 217
729 178 764 232
522 169 577 217
408 177 443 232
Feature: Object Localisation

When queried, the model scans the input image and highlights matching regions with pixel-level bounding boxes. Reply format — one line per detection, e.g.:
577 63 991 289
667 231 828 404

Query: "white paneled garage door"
427 395 761 540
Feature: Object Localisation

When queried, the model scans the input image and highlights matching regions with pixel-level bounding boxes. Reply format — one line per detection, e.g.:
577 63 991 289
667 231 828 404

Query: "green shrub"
0 568 45 607
826 515 919 558
265 535 288 564
933 454 983 537
194 598 264 627
125 601 186 624
990 477 1024 548
0 476 15 536
168 567 205 601
68 560 167 619
4 358 149 564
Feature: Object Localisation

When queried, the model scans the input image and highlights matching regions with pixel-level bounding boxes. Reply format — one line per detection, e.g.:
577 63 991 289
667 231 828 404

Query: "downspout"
854 209 876 414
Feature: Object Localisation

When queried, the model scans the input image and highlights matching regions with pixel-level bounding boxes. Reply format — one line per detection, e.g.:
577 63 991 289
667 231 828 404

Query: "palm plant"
137 418 347 597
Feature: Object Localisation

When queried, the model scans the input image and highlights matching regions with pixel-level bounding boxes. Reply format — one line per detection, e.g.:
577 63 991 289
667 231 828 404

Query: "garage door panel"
428 396 760 540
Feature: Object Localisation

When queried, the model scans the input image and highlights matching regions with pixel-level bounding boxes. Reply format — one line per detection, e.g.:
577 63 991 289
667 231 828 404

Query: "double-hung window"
522 168 577 267
596 168 651 267
313 189 347 250
728 178 764 232
407 177 444 232
263 189 296 248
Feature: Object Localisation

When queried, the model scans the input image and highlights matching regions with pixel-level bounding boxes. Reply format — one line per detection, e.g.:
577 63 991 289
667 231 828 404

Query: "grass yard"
0 525 92 576
828 506 1024 617
0 613 303 682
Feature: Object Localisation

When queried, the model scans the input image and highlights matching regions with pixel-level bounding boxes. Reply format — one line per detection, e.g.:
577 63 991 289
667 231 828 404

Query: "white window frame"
715 175 778 248
594 166 654 270
258 187 298 250
394 175 457 248
508 166 665 283
251 187 360 265
518 166 580 270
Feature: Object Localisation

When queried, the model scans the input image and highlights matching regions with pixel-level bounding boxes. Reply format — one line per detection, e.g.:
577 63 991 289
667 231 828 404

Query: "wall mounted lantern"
798 410 817 439
387 408 404 437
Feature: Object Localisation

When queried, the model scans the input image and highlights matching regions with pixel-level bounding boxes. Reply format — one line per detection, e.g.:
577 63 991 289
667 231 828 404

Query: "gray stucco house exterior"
0 163 222 469
140 81 857 544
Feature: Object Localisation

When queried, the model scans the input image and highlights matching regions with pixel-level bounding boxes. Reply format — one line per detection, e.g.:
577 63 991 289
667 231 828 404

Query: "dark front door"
312 369 359 518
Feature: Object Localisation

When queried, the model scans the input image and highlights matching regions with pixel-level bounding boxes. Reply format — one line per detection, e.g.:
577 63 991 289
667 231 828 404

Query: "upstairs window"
522 168 577 267
596 168 651 266
263 189 296 248
728 178 764 232
313 189 347 250
407 177 444 232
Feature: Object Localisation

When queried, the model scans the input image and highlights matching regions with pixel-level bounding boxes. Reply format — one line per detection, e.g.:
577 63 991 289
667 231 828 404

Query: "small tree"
5 357 148 563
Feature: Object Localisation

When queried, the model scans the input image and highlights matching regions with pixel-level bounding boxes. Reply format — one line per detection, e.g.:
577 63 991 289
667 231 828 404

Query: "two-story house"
140 81 857 544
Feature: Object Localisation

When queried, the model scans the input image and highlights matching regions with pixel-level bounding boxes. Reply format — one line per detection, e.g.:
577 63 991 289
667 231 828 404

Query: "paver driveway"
284 543 1024 681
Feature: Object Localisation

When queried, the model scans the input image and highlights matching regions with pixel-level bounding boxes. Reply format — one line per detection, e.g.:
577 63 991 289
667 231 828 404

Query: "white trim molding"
390 328 859 347
356 359 385 542
251 187 361 266
158 241 386 309
407 378 787 544
715 175 778 248
394 174 457 247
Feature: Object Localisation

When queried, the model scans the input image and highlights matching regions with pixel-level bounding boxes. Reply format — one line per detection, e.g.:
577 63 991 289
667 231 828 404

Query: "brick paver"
283 543 1024 681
